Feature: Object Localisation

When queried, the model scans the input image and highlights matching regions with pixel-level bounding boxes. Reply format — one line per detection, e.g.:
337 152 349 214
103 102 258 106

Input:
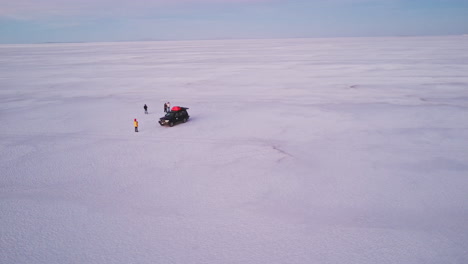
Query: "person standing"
164 102 167 113
144 104 148 114
167 101 171 112
134 118 139 132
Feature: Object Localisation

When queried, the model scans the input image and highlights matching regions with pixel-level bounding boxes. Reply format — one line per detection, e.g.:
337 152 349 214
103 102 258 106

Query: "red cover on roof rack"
171 106 181 111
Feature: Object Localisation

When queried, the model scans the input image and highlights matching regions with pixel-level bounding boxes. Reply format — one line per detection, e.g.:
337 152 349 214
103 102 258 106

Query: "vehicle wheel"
169 122 174 127
183 118 187 123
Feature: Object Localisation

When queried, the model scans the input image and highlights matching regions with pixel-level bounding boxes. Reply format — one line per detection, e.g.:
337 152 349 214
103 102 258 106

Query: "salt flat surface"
1 36 468 263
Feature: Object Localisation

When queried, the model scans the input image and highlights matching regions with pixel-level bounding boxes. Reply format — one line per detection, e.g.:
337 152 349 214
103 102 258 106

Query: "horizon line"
1 33 467 46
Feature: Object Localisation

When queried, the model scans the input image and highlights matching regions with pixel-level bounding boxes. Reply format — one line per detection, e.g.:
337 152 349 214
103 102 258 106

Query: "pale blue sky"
1 0 467 43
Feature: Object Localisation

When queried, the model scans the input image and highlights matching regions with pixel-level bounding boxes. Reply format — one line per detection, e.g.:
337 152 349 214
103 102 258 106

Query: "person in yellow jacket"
134 118 139 132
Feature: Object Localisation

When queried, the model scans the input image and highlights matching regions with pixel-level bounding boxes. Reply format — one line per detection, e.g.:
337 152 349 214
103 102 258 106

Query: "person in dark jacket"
164 102 167 113
144 104 148 114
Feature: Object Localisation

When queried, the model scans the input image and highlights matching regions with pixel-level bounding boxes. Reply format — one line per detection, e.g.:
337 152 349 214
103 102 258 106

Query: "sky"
0 0 468 43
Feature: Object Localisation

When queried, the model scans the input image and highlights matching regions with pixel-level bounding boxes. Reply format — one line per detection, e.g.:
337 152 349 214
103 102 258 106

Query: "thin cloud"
0 0 275 19
0 0 408 19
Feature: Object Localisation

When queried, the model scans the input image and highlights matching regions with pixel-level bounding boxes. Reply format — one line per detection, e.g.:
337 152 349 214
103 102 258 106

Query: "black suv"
159 107 190 127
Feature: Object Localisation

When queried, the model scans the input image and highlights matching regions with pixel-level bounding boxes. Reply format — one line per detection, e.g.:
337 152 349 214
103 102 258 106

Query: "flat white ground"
1 36 468 264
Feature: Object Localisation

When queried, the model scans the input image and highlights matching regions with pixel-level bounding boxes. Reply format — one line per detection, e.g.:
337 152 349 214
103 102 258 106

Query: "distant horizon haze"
1 0 468 44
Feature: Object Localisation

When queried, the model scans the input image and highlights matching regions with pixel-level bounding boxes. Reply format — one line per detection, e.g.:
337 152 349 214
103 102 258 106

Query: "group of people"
134 102 172 132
